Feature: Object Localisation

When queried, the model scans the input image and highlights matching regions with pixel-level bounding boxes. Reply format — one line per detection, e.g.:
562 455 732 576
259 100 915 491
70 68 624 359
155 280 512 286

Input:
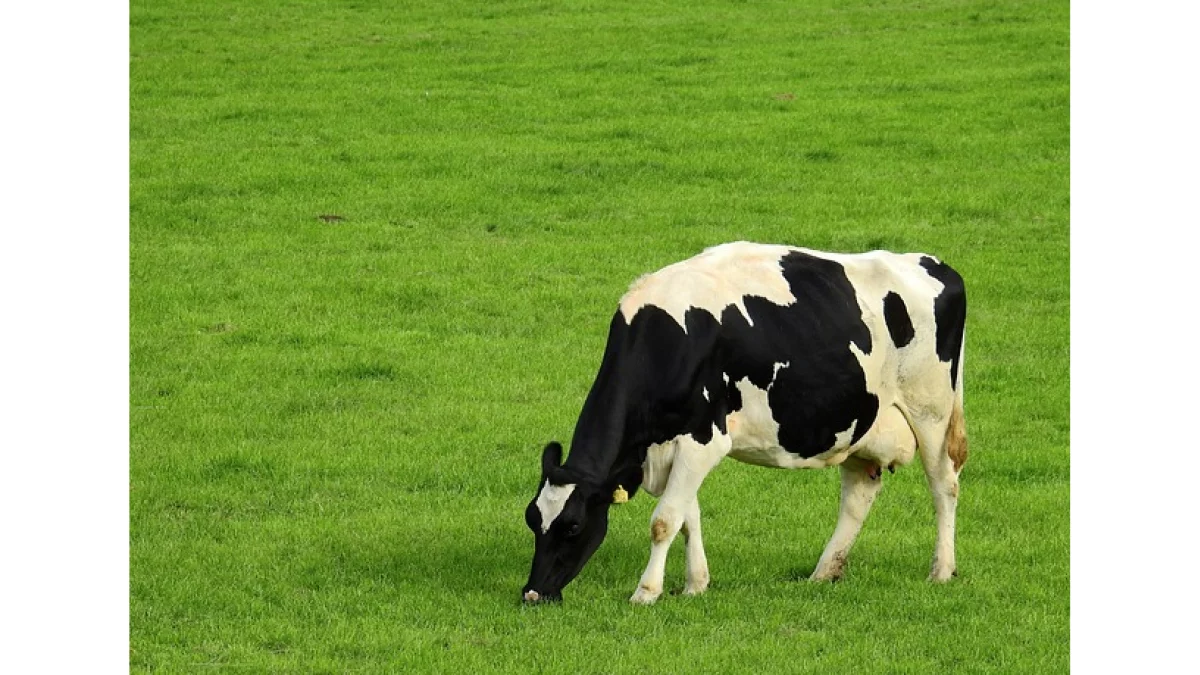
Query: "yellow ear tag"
612 485 629 504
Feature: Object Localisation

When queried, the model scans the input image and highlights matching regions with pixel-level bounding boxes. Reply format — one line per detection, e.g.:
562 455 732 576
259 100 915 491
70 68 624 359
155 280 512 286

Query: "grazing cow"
522 242 967 605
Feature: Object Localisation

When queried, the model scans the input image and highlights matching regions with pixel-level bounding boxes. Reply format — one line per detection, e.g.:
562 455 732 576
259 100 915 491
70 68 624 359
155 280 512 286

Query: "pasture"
130 0 1069 672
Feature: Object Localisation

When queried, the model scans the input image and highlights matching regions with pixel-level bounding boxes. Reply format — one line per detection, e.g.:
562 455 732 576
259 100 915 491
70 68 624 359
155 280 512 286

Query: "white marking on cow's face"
618 242 798 331
535 480 576 534
702 386 710 401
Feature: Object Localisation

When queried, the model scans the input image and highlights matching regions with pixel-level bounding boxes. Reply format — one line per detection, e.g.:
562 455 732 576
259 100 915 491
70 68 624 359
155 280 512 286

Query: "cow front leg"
631 429 729 605
811 456 884 581
681 499 709 595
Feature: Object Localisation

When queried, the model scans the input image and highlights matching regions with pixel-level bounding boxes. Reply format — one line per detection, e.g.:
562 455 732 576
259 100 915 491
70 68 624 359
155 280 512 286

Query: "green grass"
131 0 1069 672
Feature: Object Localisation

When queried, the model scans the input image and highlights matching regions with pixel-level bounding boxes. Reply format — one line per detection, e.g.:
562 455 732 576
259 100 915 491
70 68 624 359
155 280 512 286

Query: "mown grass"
131 0 1068 672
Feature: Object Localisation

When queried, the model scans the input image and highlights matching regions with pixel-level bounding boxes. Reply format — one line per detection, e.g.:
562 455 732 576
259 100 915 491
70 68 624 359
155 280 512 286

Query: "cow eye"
564 522 583 537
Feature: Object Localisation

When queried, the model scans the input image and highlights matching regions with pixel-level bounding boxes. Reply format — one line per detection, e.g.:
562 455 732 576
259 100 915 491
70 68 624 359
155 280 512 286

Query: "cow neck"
560 310 647 484
565 373 637 479
562 383 629 483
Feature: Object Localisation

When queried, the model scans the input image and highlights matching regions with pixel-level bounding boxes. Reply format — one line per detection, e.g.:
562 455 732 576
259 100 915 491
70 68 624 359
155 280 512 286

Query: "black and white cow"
522 241 967 604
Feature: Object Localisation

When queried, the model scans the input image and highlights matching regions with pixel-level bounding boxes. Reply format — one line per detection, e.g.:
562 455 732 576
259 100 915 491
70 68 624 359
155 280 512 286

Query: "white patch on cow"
535 480 576 534
618 242 798 331
722 372 730 384
831 420 859 451
725 377 798 467
702 386 709 401
769 361 789 388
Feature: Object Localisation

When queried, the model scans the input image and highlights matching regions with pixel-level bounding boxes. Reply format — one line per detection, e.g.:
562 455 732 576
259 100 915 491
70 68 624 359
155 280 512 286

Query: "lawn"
130 0 1069 672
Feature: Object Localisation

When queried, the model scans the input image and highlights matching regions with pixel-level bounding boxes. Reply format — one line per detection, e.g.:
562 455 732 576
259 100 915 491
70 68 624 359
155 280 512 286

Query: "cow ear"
541 442 564 478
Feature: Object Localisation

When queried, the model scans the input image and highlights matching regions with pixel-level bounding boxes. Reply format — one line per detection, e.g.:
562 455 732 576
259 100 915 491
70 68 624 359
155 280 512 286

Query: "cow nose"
523 590 540 603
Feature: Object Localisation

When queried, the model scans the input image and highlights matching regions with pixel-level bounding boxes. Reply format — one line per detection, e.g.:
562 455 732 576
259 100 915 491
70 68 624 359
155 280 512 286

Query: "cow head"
521 442 639 604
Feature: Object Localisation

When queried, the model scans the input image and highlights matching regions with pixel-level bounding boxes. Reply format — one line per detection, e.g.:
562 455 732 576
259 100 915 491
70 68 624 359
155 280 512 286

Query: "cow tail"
945 330 968 473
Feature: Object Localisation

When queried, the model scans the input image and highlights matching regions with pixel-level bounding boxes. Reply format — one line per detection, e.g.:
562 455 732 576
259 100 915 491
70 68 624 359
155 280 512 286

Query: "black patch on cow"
615 304 729 450
882 291 915 348
919 256 967 389
718 251 878 455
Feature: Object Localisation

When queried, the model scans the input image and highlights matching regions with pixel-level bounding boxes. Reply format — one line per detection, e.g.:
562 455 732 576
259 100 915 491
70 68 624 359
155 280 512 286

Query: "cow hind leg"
810 456 884 581
631 429 729 605
916 400 968 582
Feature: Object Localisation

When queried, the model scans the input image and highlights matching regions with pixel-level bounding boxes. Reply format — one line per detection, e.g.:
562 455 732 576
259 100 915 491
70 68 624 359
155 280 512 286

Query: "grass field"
130 0 1069 672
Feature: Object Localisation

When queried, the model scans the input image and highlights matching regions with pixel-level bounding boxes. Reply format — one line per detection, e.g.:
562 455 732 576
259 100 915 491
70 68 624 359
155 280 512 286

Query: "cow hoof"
630 586 661 605
928 565 956 583
810 565 846 582
683 578 710 596
809 570 842 583
810 552 847 582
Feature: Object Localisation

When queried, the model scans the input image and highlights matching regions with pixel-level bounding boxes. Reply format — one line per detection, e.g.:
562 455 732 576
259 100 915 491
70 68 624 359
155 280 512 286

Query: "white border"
1073 1 1199 671
1 2 129 672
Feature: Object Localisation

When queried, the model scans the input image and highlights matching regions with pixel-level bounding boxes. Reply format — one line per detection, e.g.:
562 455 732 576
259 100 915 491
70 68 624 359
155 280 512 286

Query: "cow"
521 241 967 605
